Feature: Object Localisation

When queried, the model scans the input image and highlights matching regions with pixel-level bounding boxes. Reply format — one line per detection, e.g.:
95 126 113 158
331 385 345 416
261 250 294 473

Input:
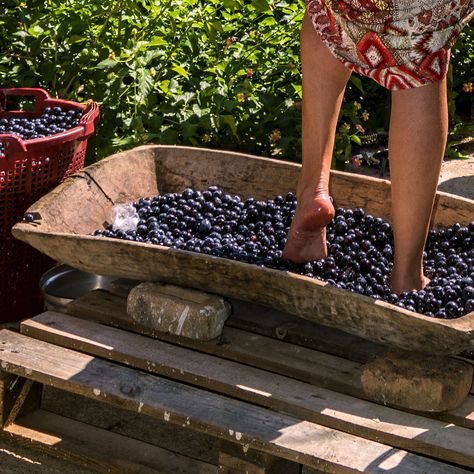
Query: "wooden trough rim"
11 145 474 351
16 143 474 225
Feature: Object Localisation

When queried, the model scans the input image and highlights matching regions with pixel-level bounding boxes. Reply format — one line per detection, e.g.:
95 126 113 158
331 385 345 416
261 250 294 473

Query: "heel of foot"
300 197 335 231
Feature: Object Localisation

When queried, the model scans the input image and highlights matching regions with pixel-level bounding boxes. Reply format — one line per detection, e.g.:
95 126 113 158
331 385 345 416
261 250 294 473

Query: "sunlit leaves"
0 0 471 163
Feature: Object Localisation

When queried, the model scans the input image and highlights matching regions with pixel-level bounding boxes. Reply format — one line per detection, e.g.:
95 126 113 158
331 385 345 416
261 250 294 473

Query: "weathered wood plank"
4 409 215 474
227 299 386 364
81 283 474 370
12 145 474 356
40 386 219 466
65 290 372 398
106 279 388 364
20 312 474 468
0 373 26 427
0 329 469 474
4 379 42 427
66 291 474 414
69 288 474 396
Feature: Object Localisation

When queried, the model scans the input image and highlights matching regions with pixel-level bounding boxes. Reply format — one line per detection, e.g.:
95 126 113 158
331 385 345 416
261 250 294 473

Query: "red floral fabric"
305 0 474 90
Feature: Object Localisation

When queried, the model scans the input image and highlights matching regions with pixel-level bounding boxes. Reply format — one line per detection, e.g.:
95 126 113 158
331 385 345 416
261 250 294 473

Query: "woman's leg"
389 78 448 293
283 12 352 263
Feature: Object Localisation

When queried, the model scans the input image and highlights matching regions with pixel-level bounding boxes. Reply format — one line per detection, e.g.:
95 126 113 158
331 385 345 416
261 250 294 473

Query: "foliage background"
1 0 472 166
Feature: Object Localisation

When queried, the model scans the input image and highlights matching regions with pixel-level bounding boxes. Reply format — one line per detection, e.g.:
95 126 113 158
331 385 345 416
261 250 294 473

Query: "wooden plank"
106 279 387 364
4 379 42 427
0 373 26 427
4 409 215 474
228 299 386 364
65 291 372 398
66 291 474 405
107 279 357 362
21 312 474 468
40 386 218 466
0 329 469 474
12 146 474 357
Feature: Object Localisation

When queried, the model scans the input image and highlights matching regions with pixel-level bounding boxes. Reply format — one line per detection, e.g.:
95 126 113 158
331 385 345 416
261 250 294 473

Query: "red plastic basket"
0 88 99 321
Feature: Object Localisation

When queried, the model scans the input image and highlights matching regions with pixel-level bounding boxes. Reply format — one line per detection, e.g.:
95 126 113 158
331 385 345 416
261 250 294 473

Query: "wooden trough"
12 145 474 356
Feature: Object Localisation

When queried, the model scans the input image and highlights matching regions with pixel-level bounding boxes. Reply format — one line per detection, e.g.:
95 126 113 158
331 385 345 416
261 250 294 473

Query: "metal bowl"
40 264 117 312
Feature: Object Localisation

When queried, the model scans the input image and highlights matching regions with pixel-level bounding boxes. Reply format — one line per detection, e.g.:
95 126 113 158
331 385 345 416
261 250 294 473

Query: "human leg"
283 12 352 263
389 78 448 293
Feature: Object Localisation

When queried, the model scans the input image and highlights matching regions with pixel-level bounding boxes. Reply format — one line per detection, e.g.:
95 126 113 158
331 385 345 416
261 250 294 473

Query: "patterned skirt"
305 0 474 90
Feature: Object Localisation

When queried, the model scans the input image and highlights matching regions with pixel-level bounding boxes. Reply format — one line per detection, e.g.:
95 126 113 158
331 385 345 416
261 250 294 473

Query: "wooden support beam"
4 409 216 474
0 371 41 427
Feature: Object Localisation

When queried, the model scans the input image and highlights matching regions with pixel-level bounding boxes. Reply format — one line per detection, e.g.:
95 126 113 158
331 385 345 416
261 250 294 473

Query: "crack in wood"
81 171 115 206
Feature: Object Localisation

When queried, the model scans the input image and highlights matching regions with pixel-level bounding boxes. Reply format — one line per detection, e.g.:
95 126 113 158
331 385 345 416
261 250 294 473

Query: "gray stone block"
127 282 231 340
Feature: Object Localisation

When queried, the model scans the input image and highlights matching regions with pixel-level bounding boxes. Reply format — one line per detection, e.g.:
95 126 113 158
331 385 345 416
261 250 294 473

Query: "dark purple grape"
92 187 474 319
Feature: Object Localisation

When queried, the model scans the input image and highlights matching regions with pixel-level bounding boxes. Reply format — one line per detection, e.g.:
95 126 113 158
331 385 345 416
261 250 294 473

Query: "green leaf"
220 114 238 138
146 36 167 47
96 58 118 70
27 25 44 37
111 136 135 147
172 64 189 79
159 79 170 93
344 142 352 158
223 0 239 10
349 76 365 95
68 35 87 44
292 84 302 99
252 0 270 12
351 135 362 145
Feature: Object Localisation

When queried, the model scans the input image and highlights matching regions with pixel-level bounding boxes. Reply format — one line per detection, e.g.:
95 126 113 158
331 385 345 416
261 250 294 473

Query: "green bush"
1 0 472 165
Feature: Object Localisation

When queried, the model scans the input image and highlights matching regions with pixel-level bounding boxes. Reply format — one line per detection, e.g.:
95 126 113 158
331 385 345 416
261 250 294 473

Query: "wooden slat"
66 290 368 397
4 409 214 474
0 329 469 474
67 290 474 407
40 386 219 465
228 299 386 363
107 283 473 365
106 277 386 365
21 312 474 469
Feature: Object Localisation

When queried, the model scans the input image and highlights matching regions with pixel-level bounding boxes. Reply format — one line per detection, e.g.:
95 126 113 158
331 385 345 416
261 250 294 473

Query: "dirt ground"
0 154 472 473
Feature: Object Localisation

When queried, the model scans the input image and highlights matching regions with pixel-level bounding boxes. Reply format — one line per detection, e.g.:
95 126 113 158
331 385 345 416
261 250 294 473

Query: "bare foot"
282 192 335 263
390 272 430 294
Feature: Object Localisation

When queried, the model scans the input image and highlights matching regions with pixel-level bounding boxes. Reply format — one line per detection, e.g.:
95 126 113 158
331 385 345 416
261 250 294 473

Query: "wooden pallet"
0 288 473 473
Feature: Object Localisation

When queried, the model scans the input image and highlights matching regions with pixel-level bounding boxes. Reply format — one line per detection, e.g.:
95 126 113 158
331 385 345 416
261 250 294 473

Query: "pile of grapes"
0 106 83 156
92 186 474 319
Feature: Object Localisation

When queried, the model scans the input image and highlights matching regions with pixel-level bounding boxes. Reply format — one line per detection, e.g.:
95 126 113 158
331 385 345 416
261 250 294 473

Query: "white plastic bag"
111 203 139 232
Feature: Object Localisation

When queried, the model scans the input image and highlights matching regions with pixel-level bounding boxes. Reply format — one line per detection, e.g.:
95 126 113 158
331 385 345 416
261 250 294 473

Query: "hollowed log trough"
12 145 474 356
